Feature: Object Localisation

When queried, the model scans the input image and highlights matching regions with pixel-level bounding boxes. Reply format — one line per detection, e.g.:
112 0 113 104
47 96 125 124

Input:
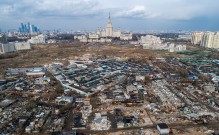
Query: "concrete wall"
0 43 3 53
15 42 31 50
0 42 31 53
0 43 16 53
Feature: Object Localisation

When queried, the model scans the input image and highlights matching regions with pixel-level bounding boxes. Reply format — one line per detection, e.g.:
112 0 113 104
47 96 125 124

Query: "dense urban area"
0 17 219 135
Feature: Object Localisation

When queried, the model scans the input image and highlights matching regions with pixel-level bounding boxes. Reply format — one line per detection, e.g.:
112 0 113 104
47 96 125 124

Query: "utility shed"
157 123 169 135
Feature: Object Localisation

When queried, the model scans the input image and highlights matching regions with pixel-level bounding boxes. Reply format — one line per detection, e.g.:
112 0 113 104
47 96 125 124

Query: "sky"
0 0 219 32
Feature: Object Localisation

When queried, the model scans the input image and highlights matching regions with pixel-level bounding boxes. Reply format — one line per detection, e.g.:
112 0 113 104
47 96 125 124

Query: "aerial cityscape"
0 0 219 135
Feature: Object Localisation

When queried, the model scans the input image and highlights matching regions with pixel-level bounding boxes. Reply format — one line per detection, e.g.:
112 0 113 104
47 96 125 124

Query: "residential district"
0 15 219 135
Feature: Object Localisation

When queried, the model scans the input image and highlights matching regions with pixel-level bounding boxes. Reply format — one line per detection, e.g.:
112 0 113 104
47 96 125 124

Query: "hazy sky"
0 0 219 32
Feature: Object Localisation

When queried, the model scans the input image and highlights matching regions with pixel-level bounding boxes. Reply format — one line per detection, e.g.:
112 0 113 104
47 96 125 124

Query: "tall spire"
106 12 113 37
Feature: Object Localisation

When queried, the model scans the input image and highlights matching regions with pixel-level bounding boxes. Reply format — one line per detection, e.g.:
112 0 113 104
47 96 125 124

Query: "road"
76 120 219 134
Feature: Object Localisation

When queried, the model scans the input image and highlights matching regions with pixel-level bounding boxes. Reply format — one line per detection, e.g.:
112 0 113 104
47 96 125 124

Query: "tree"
55 83 64 94
197 74 212 82
192 80 199 87
41 93 50 101
178 68 188 78
144 75 152 85
90 97 101 108
66 91 76 96
26 100 36 110
59 103 72 114
148 56 154 61
49 93 59 100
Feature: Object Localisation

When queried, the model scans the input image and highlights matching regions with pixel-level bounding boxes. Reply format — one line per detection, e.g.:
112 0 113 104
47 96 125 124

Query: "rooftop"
157 123 169 129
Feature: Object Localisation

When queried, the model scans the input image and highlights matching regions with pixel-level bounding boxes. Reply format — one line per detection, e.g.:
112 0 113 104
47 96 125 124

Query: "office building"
28 34 46 44
168 44 186 52
140 35 186 52
140 35 165 50
19 22 40 34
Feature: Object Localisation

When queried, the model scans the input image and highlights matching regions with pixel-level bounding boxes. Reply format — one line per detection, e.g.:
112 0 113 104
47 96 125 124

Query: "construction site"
0 42 219 135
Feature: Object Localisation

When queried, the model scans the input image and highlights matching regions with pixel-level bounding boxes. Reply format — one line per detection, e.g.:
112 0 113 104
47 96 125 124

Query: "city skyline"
0 0 219 32
18 22 40 34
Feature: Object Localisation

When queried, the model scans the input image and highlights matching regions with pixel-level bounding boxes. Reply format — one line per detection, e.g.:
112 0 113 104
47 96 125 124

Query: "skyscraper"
27 22 31 33
18 22 40 34
106 13 113 37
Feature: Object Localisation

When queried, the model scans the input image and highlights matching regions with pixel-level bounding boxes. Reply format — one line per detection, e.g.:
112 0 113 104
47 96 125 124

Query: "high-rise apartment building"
200 32 219 49
191 32 204 45
191 32 219 49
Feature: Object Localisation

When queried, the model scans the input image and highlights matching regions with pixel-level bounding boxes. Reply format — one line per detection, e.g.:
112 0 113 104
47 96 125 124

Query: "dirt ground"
0 43 202 77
